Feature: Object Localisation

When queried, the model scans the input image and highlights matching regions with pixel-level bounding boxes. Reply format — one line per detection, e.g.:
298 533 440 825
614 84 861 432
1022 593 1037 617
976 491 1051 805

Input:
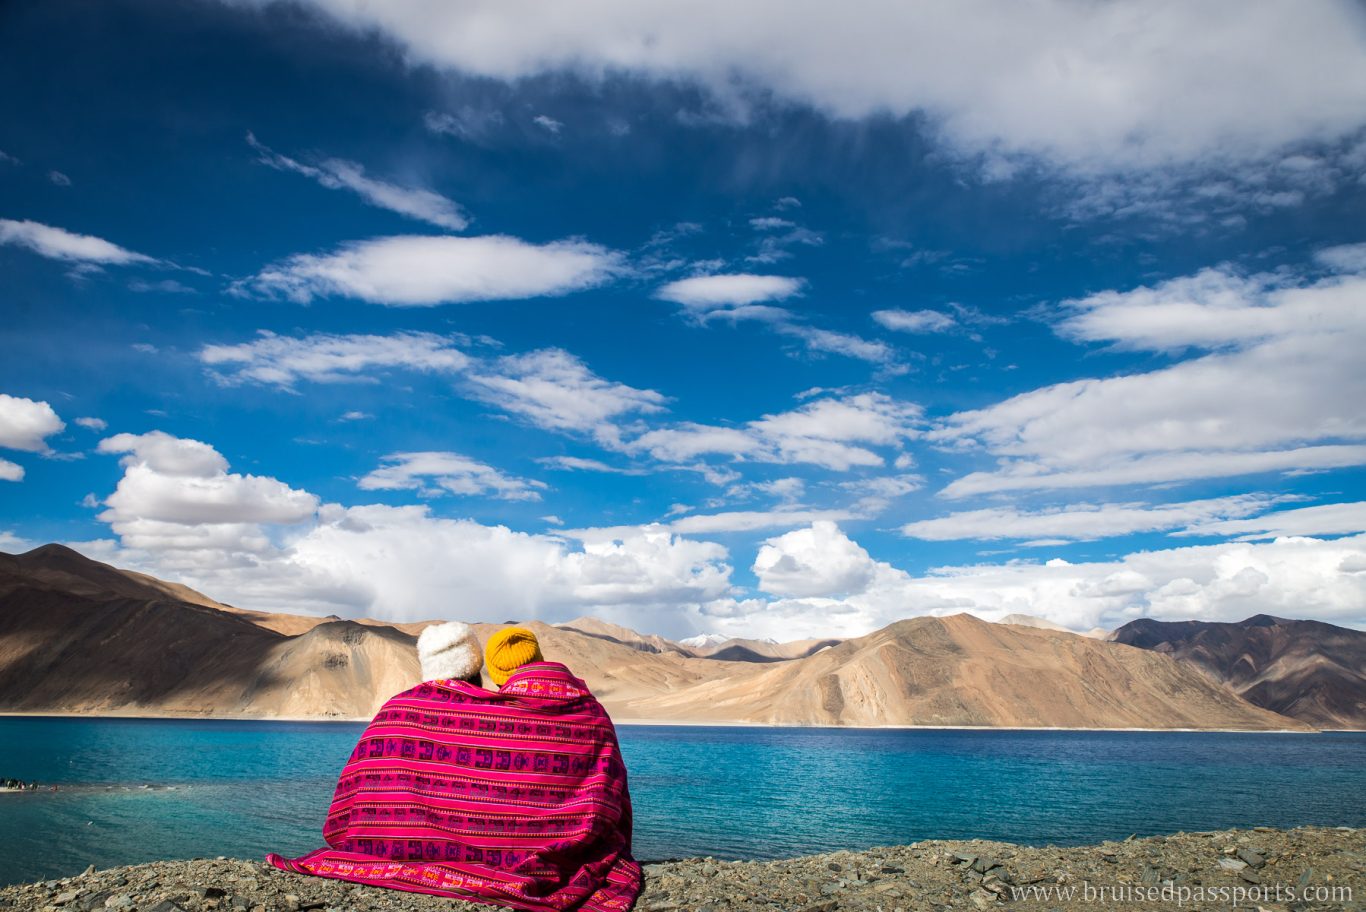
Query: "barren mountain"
1112 615 1366 729
554 616 694 656
0 544 1316 729
616 614 1307 730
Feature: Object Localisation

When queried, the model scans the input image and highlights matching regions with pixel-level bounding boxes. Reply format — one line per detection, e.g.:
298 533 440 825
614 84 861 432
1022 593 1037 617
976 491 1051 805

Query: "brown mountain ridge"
0 543 1338 730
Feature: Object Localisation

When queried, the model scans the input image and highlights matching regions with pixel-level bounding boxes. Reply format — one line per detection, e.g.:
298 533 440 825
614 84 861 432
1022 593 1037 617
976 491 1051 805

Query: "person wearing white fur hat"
416 621 484 685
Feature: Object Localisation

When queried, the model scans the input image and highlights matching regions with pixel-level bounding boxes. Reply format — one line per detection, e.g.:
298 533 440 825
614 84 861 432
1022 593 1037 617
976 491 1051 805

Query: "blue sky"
2 0 1365 639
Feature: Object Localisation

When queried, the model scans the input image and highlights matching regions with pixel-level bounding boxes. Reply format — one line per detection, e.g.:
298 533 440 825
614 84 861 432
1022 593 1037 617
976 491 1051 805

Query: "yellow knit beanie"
485 626 543 686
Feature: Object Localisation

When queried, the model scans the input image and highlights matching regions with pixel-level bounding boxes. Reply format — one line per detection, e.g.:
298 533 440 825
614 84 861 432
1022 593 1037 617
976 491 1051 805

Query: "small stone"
1219 857 1249 872
969 887 997 909
103 895 134 911
1238 869 1261 885
970 857 997 874
827 862 843 872
283 895 300 912
78 891 113 911
148 902 185 912
1298 867 1314 887
52 891 79 906
880 864 905 875
81 866 96 878
1236 848 1266 868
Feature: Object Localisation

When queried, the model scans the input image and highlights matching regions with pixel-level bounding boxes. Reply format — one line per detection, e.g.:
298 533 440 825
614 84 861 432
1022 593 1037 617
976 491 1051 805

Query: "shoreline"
3 826 1360 911
0 710 1343 733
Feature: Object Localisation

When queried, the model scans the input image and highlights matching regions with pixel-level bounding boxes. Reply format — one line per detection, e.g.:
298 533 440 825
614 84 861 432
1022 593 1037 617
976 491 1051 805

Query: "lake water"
2 717 1364 886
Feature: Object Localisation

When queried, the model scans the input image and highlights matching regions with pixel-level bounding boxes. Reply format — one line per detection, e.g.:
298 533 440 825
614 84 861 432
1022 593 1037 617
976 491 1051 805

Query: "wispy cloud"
358 451 547 501
0 218 155 265
872 308 957 334
247 132 469 230
200 330 470 387
901 494 1283 543
467 348 667 440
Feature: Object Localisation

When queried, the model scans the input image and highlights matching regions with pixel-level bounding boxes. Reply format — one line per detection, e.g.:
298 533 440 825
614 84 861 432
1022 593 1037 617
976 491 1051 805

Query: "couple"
268 624 642 912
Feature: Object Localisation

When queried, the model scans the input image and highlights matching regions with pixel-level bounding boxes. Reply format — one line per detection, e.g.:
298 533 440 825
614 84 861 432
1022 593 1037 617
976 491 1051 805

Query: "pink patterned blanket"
267 662 642 912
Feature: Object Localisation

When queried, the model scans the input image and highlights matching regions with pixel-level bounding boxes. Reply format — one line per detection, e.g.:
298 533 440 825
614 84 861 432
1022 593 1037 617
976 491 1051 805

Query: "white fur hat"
417 621 483 682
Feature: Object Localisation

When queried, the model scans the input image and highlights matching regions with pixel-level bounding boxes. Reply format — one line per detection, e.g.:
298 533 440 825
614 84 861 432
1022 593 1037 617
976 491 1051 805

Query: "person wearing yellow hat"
485 625 544 687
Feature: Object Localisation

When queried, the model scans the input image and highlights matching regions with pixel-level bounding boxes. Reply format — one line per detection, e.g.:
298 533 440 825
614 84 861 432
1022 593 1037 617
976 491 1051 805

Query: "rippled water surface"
2 717 1363 885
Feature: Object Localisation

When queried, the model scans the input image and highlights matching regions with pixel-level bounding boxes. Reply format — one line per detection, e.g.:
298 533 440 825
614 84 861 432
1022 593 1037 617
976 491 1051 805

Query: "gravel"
1 826 1361 911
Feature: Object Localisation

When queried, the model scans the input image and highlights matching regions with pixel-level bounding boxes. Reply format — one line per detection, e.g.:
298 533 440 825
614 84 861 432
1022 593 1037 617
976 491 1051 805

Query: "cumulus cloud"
223 1 1366 177
358 451 547 501
0 219 155 265
74 417 107 431
872 308 957 333
0 459 23 483
247 132 469 230
96 432 318 526
753 521 877 597
466 348 667 439
729 522 1366 640
935 261 1366 496
199 330 470 387
0 394 65 453
238 234 623 306
901 495 1281 543
82 433 735 625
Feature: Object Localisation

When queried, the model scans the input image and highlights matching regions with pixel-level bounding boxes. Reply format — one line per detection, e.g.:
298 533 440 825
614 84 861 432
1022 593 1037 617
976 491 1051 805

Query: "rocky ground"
1 827 1361 912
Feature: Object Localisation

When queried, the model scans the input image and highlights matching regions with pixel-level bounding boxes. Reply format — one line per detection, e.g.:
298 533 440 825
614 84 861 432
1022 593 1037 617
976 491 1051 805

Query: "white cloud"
247 133 469 230
754 521 877 597
935 263 1366 496
533 114 564 134
239 235 623 306
225 1 1366 176
1177 501 1366 542
872 308 957 333
96 431 318 526
901 495 1280 542
0 459 23 483
670 508 855 535
0 394 65 453
358 451 547 501
730 522 1366 640
944 446 1366 498
74 417 107 432
340 410 372 421
629 392 921 472
199 330 470 387
48 170 71 187
775 324 895 364
537 455 646 475
1317 242 1366 274
466 348 667 439
424 107 506 142
656 274 892 364
67 429 1366 638
0 219 155 265
0 530 34 550
655 273 803 319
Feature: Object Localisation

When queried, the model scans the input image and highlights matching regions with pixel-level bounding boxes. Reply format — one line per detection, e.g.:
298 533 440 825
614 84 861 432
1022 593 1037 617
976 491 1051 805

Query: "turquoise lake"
2 717 1364 886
